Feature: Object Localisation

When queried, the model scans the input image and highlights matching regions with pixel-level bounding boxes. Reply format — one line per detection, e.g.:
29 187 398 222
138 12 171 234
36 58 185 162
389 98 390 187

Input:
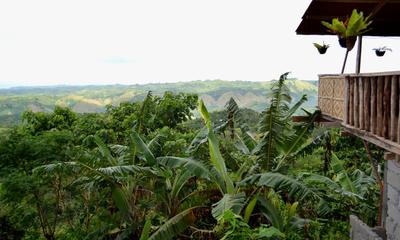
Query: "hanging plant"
321 9 372 51
321 9 373 73
373 46 392 57
313 42 330 54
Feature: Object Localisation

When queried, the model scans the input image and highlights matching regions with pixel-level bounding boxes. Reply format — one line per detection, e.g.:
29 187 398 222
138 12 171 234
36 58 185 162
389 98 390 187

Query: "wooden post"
359 77 364 129
390 75 398 141
398 77 400 144
383 76 391 138
377 76 384 136
344 76 349 124
354 77 359 128
371 77 377 134
349 77 354 126
364 77 371 131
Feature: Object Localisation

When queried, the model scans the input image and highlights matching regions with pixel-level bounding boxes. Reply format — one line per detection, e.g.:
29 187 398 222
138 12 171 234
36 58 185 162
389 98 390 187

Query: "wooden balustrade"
319 71 400 155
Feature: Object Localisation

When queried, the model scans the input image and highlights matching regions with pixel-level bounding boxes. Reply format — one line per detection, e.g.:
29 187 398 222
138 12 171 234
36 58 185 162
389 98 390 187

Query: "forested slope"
0 79 317 126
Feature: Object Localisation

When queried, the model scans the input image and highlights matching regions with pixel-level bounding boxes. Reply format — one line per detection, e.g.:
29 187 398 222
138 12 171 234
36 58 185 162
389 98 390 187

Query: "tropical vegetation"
0 73 382 239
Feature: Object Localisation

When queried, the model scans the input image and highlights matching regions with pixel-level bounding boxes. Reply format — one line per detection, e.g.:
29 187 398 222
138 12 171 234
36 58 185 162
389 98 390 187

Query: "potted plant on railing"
321 9 372 73
373 46 392 56
313 42 329 54
322 9 372 51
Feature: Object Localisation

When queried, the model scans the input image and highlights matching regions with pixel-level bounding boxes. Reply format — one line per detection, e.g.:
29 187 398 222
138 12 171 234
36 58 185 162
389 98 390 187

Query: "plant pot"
317 47 328 54
338 37 347 48
375 50 385 56
338 36 357 51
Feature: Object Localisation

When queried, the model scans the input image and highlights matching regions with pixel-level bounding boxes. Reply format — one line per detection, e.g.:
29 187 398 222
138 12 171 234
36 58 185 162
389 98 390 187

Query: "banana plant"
255 72 315 171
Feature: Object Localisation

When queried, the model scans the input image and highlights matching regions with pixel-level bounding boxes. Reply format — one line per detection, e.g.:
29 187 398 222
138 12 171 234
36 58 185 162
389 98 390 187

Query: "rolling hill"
0 79 318 126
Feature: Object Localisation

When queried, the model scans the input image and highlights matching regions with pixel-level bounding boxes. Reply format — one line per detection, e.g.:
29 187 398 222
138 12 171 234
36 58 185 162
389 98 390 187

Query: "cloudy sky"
0 0 399 88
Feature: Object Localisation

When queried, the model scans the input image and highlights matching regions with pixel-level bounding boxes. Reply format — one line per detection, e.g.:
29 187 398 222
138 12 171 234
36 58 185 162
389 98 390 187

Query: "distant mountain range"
0 79 318 126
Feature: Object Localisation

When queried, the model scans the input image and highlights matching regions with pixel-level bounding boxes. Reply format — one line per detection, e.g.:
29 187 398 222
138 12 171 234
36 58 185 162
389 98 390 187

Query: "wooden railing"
318 71 400 154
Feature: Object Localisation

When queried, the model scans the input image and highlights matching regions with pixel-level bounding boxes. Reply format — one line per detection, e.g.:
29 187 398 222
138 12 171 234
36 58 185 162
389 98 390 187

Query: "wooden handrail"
344 73 400 152
318 71 400 154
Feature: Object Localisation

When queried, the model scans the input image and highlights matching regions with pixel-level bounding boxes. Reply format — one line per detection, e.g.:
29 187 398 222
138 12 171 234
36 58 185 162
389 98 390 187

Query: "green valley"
0 79 317 126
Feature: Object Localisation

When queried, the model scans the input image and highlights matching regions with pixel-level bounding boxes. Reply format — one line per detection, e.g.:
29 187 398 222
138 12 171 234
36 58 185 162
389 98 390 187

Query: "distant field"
0 79 318 126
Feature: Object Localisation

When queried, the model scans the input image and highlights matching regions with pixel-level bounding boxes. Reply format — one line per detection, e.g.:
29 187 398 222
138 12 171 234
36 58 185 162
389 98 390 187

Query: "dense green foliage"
0 80 317 126
0 76 381 240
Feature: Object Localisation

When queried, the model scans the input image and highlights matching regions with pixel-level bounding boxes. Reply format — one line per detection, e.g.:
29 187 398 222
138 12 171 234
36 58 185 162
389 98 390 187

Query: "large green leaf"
111 186 130 216
198 99 235 194
244 195 258 223
211 192 246 220
257 196 284 231
170 170 193 200
139 219 152 240
157 156 210 179
131 131 156 166
331 153 356 193
186 126 208 153
240 172 331 215
148 207 201 240
96 165 150 176
94 135 116 165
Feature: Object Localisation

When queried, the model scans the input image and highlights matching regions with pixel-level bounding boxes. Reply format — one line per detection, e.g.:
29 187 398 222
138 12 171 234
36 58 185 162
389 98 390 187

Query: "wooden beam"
384 152 396 160
342 123 400 155
370 0 389 17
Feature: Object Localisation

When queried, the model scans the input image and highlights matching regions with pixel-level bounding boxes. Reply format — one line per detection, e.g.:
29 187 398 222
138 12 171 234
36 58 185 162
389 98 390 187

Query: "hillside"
0 79 317 126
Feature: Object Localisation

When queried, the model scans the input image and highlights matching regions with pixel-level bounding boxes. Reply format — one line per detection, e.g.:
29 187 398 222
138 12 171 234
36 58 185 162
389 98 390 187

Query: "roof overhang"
296 0 400 36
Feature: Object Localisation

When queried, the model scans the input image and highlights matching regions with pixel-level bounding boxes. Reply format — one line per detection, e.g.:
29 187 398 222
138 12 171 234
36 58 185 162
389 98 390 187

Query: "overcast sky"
0 0 399 88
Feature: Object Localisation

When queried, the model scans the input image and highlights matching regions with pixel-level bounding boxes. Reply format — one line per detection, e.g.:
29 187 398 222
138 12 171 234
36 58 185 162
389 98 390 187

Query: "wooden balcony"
318 71 400 154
